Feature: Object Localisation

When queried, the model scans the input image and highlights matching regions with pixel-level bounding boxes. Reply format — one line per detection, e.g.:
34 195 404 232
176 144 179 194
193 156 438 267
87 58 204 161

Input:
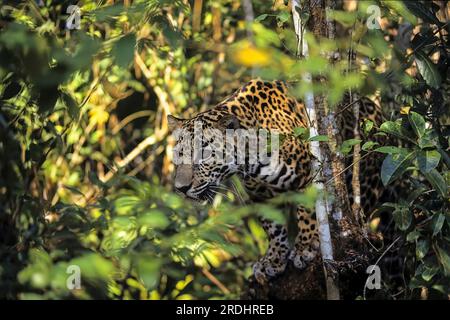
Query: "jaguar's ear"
216 114 241 130
167 115 184 131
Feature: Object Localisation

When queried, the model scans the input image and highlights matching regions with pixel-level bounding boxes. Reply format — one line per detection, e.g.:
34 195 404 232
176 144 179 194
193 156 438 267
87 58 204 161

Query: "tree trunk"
291 0 340 300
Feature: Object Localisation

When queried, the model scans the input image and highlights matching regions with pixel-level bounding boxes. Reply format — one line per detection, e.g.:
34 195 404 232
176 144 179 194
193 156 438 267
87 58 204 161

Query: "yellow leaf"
233 44 270 67
89 107 109 125
400 106 411 115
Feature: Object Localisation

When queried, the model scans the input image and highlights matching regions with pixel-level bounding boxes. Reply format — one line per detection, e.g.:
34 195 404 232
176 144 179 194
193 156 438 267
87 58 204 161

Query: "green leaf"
408 111 426 138
63 185 85 197
135 256 162 290
293 127 309 139
406 230 421 242
414 51 442 89
416 239 429 260
60 91 79 120
276 11 290 23
418 129 438 149
308 135 329 142
379 121 408 140
417 149 441 173
70 253 114 289
431 213 445 236
421 265 439 282
435 245 450 276
114 196 141 215
257 205 286 224
393 207 412 231
17 249 52 289
380 152 414 186
339 138 361 155
255 14 269 22
363 119 374 134
374 146 405 154
423 169 448 198
112 33 136 68
362 141 378 151
92 4 124 22
137 210 170 230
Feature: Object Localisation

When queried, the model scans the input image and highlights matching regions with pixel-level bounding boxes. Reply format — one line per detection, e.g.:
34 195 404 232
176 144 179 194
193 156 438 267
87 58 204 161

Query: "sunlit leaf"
308 135 328 142
138 210 170 230
339 138 361 155
232 43 270 67
362 141 378 151
135 256 162 290
255 14 268 22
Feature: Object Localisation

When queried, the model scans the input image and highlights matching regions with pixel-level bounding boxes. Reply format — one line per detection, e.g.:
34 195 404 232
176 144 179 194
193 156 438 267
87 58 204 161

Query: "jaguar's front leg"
289 206 320 269
253 218 290 284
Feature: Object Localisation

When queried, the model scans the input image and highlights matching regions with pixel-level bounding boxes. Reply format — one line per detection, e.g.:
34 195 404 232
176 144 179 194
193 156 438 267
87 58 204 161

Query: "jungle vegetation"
0 0 448 300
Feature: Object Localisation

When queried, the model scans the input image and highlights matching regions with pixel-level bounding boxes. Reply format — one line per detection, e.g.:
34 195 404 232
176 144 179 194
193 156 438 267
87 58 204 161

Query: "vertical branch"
351 95 362 223
192 0 203 33
307 0 351 222
344 12 363 225
242 0 255 41
291 0 340 300
242 0 256 77
348 24 362 224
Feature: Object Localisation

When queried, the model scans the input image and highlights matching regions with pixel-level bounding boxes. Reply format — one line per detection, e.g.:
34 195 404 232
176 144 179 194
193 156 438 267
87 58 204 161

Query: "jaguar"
167 79 386 283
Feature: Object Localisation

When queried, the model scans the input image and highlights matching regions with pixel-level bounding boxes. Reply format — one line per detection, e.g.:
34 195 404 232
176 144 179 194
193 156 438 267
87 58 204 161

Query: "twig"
201 268 230 295
101 132 165 183
111 110 153 134
325 151 373 187
333 97 362 117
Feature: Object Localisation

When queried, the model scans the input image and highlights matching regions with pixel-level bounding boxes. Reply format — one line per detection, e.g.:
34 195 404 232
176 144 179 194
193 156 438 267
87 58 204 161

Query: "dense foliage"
0 0 448 299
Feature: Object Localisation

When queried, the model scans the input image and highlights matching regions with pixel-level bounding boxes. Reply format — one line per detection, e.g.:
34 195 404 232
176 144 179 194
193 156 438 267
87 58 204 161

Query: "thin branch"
101 132 166 183
201 268 231 295
325 151 373 187
111 110 153 135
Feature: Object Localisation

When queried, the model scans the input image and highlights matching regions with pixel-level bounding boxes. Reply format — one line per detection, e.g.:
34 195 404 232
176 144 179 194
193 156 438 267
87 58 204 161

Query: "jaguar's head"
167 113 241 202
